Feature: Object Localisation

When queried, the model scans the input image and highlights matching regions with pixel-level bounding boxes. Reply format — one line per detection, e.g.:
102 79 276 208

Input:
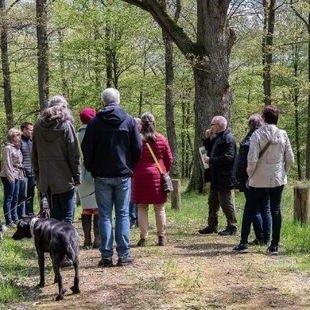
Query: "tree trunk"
262 0 276 106
0 0 13 130
307 9 310 179
121 0 235 192
36 0 49 110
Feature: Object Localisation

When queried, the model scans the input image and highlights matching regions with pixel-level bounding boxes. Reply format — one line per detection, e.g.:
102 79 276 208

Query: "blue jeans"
18 176 36 217
241 186 282 245
49 188 75 223
95 177 131 259
1 177 20 225
243 188 271 243
129 202 138 226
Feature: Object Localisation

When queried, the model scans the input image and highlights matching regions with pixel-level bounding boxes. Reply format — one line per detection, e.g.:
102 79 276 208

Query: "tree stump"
294 185 309 224
171 179 181 210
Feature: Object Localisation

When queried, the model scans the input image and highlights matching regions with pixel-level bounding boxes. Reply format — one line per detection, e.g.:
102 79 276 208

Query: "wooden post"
171 179 181 210
294 185 309 224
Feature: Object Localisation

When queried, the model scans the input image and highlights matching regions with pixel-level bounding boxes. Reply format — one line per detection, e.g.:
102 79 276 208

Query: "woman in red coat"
131 112 173 246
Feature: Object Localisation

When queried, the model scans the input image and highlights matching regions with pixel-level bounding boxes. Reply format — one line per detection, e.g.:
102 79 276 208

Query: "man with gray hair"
198 115 238 236
82 87 142 267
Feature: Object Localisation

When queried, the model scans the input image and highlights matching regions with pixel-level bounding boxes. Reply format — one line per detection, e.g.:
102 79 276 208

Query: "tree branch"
121 0 199 57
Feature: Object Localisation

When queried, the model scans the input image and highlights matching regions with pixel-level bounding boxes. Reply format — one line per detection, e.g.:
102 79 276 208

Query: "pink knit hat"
79 108 96 124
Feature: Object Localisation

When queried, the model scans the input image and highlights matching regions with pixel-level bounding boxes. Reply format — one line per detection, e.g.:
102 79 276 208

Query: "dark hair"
20 122 33 131
262 105 279 125
140 112 157 143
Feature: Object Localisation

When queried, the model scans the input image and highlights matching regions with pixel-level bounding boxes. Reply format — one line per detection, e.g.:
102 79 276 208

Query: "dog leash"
2 195 33 219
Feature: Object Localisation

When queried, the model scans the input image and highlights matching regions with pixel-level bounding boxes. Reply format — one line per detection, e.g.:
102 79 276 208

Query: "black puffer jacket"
20 135 34 177
203 128 236 191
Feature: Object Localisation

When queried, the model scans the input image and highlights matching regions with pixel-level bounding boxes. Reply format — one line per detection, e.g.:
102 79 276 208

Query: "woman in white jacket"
233 105 294 255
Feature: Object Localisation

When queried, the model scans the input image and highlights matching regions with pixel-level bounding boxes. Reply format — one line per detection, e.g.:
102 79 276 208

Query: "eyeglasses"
211 123 217 126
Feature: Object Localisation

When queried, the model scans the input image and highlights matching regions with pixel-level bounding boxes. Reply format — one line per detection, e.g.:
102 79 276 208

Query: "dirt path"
24 226 310 310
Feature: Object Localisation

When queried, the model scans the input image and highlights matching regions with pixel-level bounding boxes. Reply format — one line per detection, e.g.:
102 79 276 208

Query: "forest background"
0 0 309 192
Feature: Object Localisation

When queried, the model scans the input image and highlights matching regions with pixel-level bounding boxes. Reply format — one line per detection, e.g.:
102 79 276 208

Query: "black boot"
93 214 101 249
82 214 92 247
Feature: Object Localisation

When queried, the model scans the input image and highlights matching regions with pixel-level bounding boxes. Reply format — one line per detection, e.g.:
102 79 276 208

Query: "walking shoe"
98 258 113 268
157 236 165 246
117 256 134 267
267 245 278 255
198 226 218 234
137 238 146 247
232 243 249 253
218 228 237 236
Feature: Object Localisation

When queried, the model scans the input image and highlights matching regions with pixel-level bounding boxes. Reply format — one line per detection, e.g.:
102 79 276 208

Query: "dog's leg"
70 257 80 294
37 251 45 288
52 253 67 301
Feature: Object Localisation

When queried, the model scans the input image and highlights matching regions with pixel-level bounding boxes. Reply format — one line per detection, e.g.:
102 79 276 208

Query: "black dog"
12 217 80 301
0 222 7 240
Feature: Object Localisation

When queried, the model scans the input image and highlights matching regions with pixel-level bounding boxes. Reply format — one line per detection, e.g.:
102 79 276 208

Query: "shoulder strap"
259 141 271 158
146 143 164 174
259 129 279 159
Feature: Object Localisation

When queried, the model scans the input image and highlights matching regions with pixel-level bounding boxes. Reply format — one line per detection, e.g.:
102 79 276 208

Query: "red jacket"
131 133 173 204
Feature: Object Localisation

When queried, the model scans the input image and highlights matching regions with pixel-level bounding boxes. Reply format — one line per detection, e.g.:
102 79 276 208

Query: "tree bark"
262 0 276 106
36 0 49 110
0 0 14 130
290 0 310 179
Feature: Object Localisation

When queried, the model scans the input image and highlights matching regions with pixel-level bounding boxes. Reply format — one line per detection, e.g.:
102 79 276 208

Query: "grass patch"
1 181 310 307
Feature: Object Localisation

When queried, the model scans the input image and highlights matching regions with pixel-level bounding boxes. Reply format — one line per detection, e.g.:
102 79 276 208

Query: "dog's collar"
30 217 39 237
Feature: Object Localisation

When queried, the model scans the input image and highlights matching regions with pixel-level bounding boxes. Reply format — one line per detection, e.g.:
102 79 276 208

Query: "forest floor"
9 218 310 310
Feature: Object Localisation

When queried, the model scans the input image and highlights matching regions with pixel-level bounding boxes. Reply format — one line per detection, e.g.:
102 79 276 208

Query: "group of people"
0 122 35 227
1 87 173 268
1 88 294 267
81 89 173 267
198 105 294 255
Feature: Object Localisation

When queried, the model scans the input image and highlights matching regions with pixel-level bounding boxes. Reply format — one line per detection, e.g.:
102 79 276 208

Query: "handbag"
146 143 173 193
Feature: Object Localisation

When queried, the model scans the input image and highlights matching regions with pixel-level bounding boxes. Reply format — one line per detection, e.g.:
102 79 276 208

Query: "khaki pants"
138 204 166 239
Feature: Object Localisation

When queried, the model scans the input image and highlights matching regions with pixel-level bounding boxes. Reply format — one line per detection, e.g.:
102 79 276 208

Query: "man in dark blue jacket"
82 88 142 267
19 122 35 217
198 115 237 236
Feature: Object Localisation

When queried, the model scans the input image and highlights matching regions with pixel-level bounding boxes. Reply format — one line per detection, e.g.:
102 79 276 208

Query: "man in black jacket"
18 122 35 217
198 115 238 236
82 88 142 267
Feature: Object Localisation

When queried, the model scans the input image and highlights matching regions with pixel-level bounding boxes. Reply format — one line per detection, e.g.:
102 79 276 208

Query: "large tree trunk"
187 1 235 191
36 0 49 110
0 0 13 130
121 0 235 192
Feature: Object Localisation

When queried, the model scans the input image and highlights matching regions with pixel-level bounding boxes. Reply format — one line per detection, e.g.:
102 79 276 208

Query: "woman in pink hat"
77 108 100 248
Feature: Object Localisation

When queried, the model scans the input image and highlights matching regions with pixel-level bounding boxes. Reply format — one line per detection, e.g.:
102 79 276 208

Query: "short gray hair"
101 88 120 106
48 95 68 108
213 115 227 130
248 113 263 131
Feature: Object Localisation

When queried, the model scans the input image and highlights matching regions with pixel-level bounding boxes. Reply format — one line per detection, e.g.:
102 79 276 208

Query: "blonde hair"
7 128 21 142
